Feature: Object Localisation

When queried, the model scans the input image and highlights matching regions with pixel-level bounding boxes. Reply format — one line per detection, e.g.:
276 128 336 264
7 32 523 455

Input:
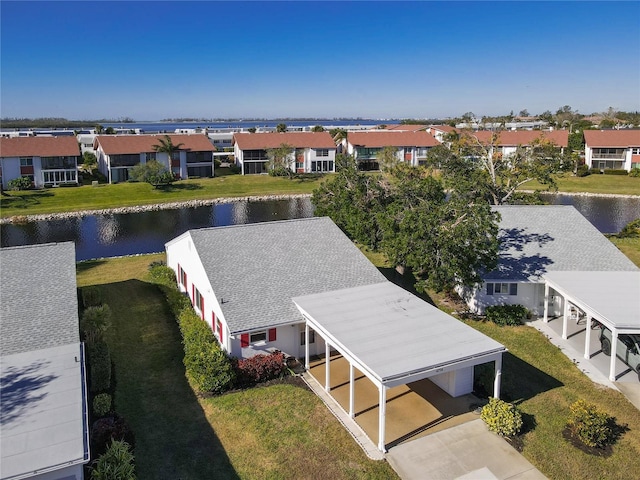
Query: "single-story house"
0 136 80 189
165 217 506 452
459 205 639 316
584 129 640 171
1 242 90 480
94 134 216 183
232 132 337 175
342 131 440 169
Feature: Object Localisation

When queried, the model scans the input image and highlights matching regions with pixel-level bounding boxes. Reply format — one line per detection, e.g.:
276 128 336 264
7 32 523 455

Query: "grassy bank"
76 254 398 479
3 170 639 219
1 173 323 218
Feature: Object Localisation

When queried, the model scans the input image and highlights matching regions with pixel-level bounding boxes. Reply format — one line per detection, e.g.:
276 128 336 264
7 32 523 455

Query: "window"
20 158 33 166
194 287 204 313
486 282 518 295
178 265 187 288
632 148 640 155
315 149 329 157
300 330 316 345
250 331 267 343
311 160 334 172
146 152 157 161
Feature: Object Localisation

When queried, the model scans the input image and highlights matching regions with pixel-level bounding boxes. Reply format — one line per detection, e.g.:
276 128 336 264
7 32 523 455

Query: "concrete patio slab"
386 419 546 480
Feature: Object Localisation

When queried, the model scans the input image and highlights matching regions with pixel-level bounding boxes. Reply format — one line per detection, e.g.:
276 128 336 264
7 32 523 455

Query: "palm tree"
153 135 184 170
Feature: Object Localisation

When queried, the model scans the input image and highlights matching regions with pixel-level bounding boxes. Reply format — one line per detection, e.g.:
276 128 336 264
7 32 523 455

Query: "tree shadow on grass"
0 190 54 210
158 182 204 192
76 259 108 276
99 279 239 479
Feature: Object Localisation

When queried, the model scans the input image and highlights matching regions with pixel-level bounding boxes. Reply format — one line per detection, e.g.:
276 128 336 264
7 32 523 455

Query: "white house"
343 130 440 169
0 136 80 189
584 129 640 171
233 132 337 175
1 242 90 480
460 205 639 316
94 134 216 183
469 130 569 158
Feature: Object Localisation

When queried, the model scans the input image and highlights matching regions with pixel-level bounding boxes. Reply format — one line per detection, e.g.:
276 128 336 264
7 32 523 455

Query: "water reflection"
1 196 638 261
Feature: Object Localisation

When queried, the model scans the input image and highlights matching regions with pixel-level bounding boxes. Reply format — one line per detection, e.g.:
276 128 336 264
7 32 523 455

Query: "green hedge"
485 304 529 326
88 339 112 393
93 393 113 417
603 169 629 175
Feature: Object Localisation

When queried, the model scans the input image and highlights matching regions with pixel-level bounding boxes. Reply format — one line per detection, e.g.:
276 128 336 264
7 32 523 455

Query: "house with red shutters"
584 129 640 171
341 130 440 170
94 134 215 183
233 131 337 175
0 136 80 189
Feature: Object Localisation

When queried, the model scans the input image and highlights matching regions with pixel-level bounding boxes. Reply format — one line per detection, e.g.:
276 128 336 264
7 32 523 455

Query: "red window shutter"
268 328 277 342
177 263 181 284
200 297 204 319
241 333 249 348
218 323 223 341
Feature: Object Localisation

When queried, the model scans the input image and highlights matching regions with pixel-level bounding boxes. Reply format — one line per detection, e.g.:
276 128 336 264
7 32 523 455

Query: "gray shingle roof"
186 217 386 334
490 205 638 281
1 242 80 356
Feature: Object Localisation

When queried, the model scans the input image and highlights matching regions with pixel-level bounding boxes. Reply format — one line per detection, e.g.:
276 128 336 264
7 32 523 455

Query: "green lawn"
76 254 398 480
610 236 640 267
1 172 323 218
524 174 640 196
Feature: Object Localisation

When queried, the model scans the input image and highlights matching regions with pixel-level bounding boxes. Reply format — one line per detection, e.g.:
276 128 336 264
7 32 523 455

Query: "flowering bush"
567 400 613 448
481 397 523 437
235 352 286 387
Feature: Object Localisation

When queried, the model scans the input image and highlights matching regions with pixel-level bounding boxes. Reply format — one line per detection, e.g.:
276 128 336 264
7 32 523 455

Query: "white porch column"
609 329 618 382
304 323 310 370
543 283 550 323
349 363 355 419
493 355 502 399
584 316 592 360
378 385 387 452
325 341 331 392
562 297 569 340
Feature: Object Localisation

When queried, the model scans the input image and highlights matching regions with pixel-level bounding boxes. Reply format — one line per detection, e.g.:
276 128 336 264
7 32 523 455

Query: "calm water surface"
1 196 638 261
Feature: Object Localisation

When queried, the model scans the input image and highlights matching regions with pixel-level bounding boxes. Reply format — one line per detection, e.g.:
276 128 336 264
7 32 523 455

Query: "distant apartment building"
584 130 640 171
94 134 216 183
342 131 440 170
233 132 337 174
0 136 80 189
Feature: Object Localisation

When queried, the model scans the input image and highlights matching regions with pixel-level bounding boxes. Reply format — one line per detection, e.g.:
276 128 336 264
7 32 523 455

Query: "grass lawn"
523 174 640 196
76 254 398 480
0 172 324 219
610 236 640 267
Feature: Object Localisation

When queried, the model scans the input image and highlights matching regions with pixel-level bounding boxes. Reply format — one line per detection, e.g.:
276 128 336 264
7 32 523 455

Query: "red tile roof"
428 125 457 133
347 131 440 148
0 136 80 158
233 132 336 150
95 134 215 155
584 130 640 148
470 130 568 147
385 124 428 132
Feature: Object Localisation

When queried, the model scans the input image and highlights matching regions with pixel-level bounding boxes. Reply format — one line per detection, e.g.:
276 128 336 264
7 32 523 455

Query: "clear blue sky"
1 1 639 120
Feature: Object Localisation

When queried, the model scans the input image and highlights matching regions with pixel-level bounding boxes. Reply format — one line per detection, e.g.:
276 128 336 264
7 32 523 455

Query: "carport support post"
493 355 502 399
609 329 618 382
378 385 387 452
325 341 331 392
584 315 592 359
543 283 550 323
562 298 569 340
349 364 355 418
304 323 310 370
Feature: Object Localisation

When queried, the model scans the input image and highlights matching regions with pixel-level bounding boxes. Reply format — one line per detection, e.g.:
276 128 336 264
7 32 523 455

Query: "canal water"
1 196 638 261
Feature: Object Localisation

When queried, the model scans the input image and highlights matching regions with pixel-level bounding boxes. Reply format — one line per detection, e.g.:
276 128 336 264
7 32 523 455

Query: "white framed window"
315 149 329 157
178 265 187 288
632 148 640 155
20 157 33 166
486 282 518 295
250 331 267 343
194 287 204 312
300 330 316 345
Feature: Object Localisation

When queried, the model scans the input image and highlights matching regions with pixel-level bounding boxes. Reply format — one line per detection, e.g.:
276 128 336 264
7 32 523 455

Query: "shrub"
229 164 241 174
575 164 590 177
91 415 136 459
147 264 176 286
629 168 640 177
589 167 603 174
235 351 286 387
481 397 523 437
93 393 112 417
82 286 103 308
485 304 528 326
603 169 629 175
88 339 112 393
618 219 640 238
81 305 112 344
91 440 136 480
8 176 33 191
567 400 614 448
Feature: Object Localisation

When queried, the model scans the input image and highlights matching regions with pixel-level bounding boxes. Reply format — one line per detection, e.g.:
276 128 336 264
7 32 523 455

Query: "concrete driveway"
386 419 546 480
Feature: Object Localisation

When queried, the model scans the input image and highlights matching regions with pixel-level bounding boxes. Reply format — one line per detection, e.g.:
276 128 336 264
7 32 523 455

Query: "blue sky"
1 1 639 120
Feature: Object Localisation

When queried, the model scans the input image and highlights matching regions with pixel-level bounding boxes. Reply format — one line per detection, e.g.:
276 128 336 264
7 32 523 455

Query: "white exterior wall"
461 281 540 315
0 158 21 189
233 143 244 172
585 145 632 171
430 366 473 397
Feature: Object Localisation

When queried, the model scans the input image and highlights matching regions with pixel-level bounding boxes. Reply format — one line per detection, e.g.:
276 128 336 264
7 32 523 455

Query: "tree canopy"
266 143 294 178
129 160 175 188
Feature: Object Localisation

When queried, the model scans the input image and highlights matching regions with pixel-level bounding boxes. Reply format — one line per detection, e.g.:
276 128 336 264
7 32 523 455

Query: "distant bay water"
101 119 386 132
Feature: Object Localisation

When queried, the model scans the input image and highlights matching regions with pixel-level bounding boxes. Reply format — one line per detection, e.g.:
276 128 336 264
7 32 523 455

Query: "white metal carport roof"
293 281 506 452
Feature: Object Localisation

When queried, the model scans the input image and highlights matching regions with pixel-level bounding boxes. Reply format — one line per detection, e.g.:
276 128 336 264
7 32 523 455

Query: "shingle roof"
0 136 80 158
174 217 386 333
1 242 80 355
489 206 638 282
347 131 440 148
472 130 569 147
233 131 336 150
584 129 640 148
95 134 215 155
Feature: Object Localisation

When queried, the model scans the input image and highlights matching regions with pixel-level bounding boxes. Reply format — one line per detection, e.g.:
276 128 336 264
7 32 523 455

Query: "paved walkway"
387 419 546 480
